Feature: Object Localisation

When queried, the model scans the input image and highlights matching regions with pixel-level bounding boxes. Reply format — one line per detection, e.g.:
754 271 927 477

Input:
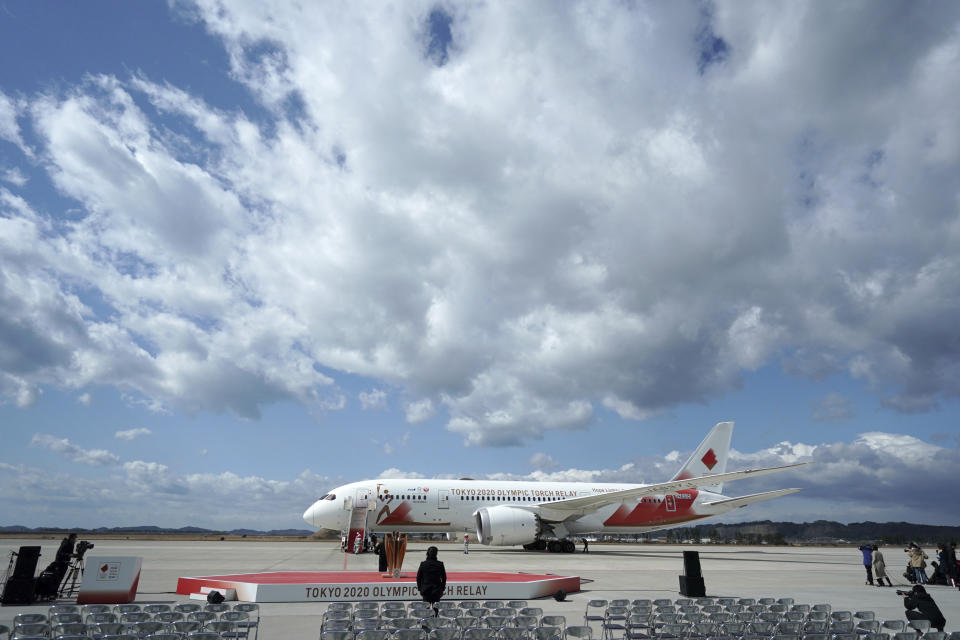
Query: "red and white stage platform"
177 571 580 603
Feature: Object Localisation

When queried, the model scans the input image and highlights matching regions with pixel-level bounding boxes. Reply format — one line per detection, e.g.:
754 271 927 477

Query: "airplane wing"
532 462 808 521
701 487 802 509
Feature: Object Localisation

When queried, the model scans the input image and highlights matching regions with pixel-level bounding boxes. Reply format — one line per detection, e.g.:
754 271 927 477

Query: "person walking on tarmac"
873 544 892 587
582 538 589 553
417 546 447 617
858 543 875 585
463 533 469 554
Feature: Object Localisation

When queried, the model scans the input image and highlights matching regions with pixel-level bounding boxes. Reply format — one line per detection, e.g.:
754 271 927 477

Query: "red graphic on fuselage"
377 501 413 525
701 449 718 470
603 489 701 527
375 500 451 527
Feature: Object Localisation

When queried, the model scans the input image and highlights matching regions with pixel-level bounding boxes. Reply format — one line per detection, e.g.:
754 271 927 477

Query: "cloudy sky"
1 2 959 531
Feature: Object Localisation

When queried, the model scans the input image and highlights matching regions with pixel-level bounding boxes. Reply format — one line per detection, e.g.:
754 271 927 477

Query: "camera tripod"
58 556 85 599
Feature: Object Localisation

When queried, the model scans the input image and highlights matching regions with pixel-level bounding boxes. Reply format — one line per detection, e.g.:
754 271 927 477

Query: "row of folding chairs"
581 597 958 640
321 613 566 635
3 603 259 640
3 630 243 640
325 610 549 627
42 604 245 616
322 626 595 640
6 618 252 639
328 602 532 611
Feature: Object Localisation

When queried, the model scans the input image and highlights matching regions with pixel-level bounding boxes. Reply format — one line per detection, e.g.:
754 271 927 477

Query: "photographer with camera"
899 585 946 632
55 533 76 565
906 543 929 584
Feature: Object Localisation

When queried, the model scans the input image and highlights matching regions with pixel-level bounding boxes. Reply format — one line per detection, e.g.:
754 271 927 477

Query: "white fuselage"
303 478 726 538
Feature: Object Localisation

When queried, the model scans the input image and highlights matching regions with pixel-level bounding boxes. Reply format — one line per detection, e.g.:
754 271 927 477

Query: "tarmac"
2 538 958 638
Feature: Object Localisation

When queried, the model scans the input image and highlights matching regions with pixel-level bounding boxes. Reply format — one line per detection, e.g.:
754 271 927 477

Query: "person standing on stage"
416 546 447 617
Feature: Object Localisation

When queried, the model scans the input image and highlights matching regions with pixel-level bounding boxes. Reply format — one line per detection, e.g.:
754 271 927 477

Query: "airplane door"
438 489 450 509
665 494 677 512
356 487 373 509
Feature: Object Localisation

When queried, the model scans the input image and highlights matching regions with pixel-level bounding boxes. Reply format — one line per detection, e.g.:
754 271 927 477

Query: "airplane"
302 422 808 552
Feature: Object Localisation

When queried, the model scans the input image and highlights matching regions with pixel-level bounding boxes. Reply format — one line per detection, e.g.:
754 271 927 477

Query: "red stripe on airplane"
602 489 699 526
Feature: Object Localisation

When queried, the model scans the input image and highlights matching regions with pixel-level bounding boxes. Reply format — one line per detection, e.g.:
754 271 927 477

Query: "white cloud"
0 4 959 449
373 431 411 456
30 434 120 466
115 427 152 441
2 167 27 186
377 468 425 480
359 388 387 410
528 453 558 470
0 90 24 147
77 392 92 406
405 399 435 424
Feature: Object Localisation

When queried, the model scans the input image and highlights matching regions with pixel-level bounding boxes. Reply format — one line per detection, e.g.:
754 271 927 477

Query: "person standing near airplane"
463 533 469 554
416 546 447 617
375 538 388 572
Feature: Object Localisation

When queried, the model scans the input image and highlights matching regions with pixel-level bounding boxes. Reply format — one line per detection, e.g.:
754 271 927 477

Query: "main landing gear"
523 539 576 553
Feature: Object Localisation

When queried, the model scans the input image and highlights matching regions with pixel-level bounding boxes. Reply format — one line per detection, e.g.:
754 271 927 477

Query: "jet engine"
475 506 541 546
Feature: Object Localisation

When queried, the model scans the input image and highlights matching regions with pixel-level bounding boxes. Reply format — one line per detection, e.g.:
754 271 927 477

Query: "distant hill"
0 525 315 536
651 520 960 545
2 521 958 543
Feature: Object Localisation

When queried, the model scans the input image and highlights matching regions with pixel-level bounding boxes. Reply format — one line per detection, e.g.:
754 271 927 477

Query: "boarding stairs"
344 488 373 553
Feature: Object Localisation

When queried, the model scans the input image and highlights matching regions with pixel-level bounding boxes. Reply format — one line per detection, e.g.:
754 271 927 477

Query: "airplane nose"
303 502 319 528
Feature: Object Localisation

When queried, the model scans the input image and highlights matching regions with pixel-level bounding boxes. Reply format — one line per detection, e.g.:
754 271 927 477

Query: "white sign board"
77 556 143 604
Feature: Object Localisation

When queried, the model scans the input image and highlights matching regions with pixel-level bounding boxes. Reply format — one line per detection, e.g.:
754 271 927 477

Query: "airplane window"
323 494 336 501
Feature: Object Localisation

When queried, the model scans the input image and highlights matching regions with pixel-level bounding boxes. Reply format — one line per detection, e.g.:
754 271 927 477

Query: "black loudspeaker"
679 575 706 597
1 576 36 604
12 546 41 578
683 550 702 578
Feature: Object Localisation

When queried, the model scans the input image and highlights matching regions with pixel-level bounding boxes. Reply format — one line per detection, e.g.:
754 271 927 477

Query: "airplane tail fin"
670 421 734 494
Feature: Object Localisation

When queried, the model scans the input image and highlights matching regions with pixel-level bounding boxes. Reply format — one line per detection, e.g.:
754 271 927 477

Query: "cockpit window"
321 494 336 501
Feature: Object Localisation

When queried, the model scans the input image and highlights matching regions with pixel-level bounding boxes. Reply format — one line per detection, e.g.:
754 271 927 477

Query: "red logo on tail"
701 448 718 470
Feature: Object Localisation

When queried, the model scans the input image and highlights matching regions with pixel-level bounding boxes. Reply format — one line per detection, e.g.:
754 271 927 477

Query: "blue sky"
1 2 959 531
